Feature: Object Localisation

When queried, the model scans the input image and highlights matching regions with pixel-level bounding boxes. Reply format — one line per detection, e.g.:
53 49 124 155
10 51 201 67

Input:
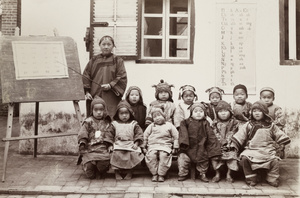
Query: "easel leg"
73 101 83 126
34 102 39 158
2 103 15 182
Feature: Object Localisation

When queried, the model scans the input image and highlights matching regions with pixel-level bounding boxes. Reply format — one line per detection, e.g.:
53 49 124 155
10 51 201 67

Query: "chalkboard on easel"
0 36 85 103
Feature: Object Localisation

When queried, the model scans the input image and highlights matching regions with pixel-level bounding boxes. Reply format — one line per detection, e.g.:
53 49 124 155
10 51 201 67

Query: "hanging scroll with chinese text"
215 2 256 94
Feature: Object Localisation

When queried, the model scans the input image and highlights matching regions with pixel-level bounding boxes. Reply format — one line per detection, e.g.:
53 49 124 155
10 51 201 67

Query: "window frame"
136 0 195 64
279 0 300 65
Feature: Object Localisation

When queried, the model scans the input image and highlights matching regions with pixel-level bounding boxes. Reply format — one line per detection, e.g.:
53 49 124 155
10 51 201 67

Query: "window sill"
280 59 300 66
136 59 194 64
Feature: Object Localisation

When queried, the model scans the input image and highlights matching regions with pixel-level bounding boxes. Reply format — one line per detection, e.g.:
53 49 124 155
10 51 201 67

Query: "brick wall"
0 0 21 116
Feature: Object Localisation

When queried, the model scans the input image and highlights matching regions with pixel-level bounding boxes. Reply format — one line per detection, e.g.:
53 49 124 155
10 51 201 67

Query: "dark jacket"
179 118 222 163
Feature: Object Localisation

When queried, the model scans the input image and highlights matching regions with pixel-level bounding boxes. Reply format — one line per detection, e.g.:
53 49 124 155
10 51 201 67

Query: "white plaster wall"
20 0 300 116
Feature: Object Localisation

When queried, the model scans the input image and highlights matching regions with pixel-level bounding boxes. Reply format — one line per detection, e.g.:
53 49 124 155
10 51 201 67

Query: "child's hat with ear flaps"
152 79 174 101
215 100 233 115
178 85 198 100
113 100 135 121
250 100 273 121
205 87 225 100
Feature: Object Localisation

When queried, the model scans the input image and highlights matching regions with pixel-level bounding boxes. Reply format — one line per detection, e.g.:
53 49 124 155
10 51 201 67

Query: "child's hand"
132 144 138 150
108 145 113 153
172 148 178 155
142 148 148 154
145 120 152 126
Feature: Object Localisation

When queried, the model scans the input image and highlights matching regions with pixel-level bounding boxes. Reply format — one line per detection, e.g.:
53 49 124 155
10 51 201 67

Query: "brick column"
0 0 21 116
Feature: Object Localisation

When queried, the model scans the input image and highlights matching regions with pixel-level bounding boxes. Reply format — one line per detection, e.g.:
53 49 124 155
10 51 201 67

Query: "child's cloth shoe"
151 175 158 182
115 171 123 180
226 177 234 183
158 175 165 182
178 176 188 181
199 174 209 182
267 180 279 187
212 176 220 183
124 171 132 180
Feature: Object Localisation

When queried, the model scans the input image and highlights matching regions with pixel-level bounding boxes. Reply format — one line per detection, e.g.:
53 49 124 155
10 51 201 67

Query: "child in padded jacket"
145 79 176 126
143 107 179 182
177 102 222 182
231 101 290 187
110 100 144 180
78 96 114 179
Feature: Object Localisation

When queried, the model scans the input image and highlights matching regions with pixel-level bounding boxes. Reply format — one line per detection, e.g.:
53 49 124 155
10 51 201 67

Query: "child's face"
217 109 231 121
233 89 247 104
152 112 165 125
129 90 140 104
93 104 105 120
99 39 114 56
210 93 221 106
252 109 264 121
260 91 274 107
191 107 205 120
182 91 195 105
118 107 130 122
158 91 170 101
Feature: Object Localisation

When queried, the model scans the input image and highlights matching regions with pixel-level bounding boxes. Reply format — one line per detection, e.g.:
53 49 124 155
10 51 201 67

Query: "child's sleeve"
133 123 144 146
205 122 222 158
273 107 286 129
174 104 185 128
170 124 179 149
231 122 250 152
145 103 154 125
77 121 89 145
179 120 189 150
143 124 152 148
272 124 291 146
103 124 115 146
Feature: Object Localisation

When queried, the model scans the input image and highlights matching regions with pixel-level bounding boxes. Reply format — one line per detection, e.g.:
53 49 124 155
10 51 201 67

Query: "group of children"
77 79 290 187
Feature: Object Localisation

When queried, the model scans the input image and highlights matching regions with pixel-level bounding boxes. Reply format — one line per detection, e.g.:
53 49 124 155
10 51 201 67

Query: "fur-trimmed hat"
125 86 145 105
113 100 135 121
260 87 275 98
250 100 272 121
215 100 233 114
153 79 174 102
151 106 166 118
233 84 248 97
205 87 225 99
189 102 207 116
178 85 198 100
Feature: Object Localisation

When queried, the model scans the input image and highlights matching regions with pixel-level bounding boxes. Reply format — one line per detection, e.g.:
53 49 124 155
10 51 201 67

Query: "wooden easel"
0 36 86 182
2 101 83 182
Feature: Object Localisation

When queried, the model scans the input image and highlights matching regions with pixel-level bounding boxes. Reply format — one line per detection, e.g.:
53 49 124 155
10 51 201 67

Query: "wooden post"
33 102 39 158
2 103 15 182
73 101 83 126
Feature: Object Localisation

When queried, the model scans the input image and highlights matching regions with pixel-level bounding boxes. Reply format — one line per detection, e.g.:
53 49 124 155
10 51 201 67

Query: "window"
138 0 194 63
279 0 300 65
86 0 194 63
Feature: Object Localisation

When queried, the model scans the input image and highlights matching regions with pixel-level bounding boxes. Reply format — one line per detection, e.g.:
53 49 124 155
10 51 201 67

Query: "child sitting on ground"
110 100 144 180
125 86 147 131
177 102 222 182
77 96 114 179
205 87 225 125
231 84 252 128
143 107 179 182
211 100 239 183
231 101 291 187
174 85 198 129
145 79 176 126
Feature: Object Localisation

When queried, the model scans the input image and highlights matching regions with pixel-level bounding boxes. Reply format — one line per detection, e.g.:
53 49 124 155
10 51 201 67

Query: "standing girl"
83 35 127 118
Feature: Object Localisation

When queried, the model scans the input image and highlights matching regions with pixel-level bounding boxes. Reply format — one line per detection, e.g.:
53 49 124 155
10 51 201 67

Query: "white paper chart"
215 2 256 94
12 41 69 80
